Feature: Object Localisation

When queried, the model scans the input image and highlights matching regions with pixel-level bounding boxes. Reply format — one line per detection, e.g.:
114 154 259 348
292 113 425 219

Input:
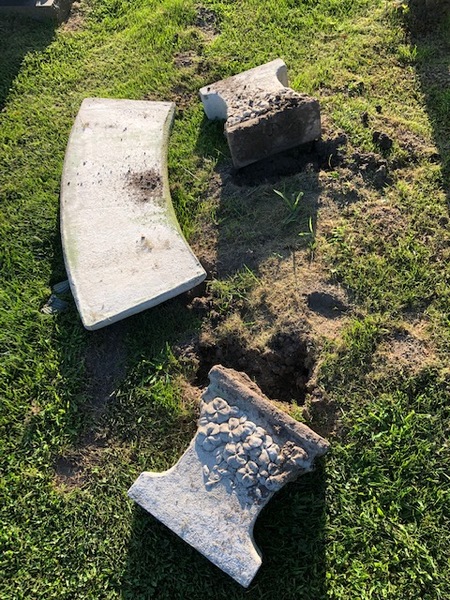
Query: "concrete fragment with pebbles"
199 59 321 168
60 98 206 330
128 365 329 587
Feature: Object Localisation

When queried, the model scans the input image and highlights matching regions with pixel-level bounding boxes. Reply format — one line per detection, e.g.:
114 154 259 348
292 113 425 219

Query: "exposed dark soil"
54 323 128 489
193 324 314 403
128 169 163 201
194 6 220 37
350 151 390 190
84 322 128 415
232 134 347 186
173 51 198 69
61 1 84 31
54 456 83 489
302 388 341 439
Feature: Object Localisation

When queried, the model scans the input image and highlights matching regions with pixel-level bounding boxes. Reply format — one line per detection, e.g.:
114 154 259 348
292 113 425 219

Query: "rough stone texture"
199 59 321 168
0 0 71 21
60 98 206 330
128 365 329 587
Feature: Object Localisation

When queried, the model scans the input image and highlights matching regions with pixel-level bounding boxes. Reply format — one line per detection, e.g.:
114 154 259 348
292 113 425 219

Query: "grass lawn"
1 0 449 598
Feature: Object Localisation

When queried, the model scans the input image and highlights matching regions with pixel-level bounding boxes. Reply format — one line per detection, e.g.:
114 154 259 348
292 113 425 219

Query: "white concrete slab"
128 365 329 587
60 98 206 330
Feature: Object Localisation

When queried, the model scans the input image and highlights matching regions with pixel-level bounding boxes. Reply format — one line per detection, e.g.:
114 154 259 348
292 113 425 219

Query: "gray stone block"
128 365 329 587
199 59 321 168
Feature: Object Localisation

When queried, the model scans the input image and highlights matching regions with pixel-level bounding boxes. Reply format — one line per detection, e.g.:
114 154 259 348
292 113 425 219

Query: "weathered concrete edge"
60 98 206 330
127 367 328 588
204 365 330 458
82 274 206 330
127 453 262 588
199 58 288 120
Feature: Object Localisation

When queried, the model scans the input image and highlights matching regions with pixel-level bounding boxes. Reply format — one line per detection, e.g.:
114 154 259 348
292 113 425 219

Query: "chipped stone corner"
128 365 329 587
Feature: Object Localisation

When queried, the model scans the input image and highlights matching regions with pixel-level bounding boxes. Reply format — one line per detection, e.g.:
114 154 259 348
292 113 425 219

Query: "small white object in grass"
41 295 69 315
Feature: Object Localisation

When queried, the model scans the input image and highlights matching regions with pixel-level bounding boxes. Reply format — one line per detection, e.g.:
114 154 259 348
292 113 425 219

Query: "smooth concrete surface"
60 98 206 330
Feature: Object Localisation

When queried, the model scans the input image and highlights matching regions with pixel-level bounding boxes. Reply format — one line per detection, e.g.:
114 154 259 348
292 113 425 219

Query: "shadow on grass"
0 13 56 110
122 465 327 600
407 5 450 194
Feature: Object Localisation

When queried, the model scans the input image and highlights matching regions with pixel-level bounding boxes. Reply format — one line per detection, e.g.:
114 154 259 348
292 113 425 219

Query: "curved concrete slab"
61 98 206 330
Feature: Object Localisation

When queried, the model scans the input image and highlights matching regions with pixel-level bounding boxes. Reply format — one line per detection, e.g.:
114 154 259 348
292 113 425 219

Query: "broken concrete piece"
199 59 321 168
128 365 329 587
60 98 206 330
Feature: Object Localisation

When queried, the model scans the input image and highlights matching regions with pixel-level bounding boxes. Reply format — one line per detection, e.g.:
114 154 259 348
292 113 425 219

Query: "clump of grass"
274 188 304 225
207 265 260 314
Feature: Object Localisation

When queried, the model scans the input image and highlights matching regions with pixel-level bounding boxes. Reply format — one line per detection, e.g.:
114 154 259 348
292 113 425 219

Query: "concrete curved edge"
60 98 206 330
199 58 289 120
127 440 263 588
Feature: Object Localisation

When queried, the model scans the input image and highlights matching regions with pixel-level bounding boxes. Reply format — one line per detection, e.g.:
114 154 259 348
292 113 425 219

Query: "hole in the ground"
231 134 347 187
194 328 313 403
307 291 348 319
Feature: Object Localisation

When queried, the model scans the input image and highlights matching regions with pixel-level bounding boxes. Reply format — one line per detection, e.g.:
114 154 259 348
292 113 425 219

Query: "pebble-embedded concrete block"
128 365 329 588
60 98 206 330
199 59 321 168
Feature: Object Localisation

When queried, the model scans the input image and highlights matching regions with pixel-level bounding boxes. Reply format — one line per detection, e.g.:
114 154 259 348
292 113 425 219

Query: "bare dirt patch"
173 51 198 69
84 321 127 415
53 443 115 492
194 5 220 38
128 169 163 202
373 321 436 375
54 455 84 490
364 201 406 242
60 1 85 32
183 133 353 436
194 322 313 402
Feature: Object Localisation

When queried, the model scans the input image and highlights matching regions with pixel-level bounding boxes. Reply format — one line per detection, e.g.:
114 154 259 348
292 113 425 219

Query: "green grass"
1 0 450 598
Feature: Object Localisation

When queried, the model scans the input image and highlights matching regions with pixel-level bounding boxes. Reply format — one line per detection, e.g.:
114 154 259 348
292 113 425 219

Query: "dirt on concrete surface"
128 169 163 201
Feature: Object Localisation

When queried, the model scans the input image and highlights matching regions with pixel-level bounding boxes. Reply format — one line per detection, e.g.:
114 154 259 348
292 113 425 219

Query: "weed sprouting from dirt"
274 188 305 225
